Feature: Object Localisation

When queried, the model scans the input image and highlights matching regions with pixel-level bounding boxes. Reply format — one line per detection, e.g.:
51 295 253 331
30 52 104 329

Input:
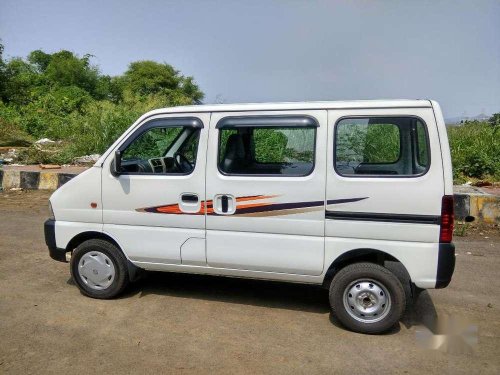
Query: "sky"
1 0 499 119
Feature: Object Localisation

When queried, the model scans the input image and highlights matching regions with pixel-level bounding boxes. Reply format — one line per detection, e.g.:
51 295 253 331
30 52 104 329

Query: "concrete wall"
0 169 77 190
454 193 500 224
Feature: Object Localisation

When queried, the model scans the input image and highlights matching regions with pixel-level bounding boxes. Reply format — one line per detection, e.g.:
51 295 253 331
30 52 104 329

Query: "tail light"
440 195 454 243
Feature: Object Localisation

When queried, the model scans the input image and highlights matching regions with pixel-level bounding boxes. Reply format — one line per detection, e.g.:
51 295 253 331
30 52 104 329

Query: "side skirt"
131 261 325 285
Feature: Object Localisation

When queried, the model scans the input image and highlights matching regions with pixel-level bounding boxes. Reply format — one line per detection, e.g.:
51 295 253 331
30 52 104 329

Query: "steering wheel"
174 153 193 173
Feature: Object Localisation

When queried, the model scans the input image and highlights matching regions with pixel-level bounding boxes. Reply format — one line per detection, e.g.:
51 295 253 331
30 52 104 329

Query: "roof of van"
151 99 432 114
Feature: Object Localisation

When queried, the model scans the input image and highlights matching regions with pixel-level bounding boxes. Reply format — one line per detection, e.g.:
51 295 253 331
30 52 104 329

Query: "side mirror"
112 150 122 176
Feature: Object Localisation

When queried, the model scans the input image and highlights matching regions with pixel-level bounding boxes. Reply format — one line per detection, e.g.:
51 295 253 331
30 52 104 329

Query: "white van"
45 100 455 334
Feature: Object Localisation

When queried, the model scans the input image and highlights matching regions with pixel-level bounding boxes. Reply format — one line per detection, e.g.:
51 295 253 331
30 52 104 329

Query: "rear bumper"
435 243 455 288
44 219 67 262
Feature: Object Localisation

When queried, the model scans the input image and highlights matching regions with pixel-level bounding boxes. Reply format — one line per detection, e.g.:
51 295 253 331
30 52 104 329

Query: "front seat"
221 134 247 173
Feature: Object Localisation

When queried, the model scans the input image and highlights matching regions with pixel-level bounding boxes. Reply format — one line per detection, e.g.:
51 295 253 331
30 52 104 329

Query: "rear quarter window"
334 116 430 177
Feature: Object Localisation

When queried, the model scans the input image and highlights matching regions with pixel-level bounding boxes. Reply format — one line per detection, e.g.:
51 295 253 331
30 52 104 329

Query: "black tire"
329 262 405 334
384 260 413 312
70 239 129 299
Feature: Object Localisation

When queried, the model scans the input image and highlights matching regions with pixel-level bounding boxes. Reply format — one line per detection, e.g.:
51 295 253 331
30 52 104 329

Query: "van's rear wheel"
70 239 129 299
329 263 405 334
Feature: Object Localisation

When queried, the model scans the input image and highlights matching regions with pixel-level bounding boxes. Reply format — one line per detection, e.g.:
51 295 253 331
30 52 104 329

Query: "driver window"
120 126 200 174
181 131 199 164
123 127 182 161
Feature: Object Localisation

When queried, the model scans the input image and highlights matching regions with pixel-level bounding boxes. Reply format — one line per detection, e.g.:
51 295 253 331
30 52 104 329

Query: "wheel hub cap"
343 279 391 323
78 252 115 290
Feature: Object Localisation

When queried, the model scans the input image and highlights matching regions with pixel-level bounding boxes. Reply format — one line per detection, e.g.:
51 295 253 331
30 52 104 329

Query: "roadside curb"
0 169 79 190
454 193 500 224
1 167 499 223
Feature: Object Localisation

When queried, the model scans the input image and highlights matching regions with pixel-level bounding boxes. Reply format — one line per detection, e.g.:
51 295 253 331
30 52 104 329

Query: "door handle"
181 193 199 203
213 194 236 215
221 195 229 213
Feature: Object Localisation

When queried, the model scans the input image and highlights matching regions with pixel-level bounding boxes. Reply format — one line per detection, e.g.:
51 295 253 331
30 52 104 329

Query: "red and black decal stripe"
232 200 324 215
327 197 368 205
137 196 368 216
138 195 274 215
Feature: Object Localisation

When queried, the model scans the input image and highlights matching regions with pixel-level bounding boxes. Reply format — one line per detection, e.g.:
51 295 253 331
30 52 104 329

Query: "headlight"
48 201 55 220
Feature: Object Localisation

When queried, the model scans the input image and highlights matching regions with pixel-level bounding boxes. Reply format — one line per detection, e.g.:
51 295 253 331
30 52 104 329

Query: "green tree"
2 57 39 105
488 113 500 133
0 41 6 101
27 49 52 73
0 44 205 162
122 61 180 96
180 76 204 103
122 60 203 103
43 51 101 97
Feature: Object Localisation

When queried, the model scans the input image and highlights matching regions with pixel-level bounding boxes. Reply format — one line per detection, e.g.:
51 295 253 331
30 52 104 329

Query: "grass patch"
0 118 33 147
447 121 500 183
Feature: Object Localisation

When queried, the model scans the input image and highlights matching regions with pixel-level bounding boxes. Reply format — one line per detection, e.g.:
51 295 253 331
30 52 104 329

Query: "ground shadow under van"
120 271 331 314
83 271 438 332
402 289 440 333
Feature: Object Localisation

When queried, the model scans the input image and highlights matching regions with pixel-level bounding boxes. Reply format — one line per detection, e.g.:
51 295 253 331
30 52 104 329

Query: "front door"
205 110 327 276
101 113 209 265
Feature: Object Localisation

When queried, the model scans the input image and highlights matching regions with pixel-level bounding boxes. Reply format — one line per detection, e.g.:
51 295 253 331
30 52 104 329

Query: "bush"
0 118 33 147
448 121 500 181
459 153 497 179
0 44 204 164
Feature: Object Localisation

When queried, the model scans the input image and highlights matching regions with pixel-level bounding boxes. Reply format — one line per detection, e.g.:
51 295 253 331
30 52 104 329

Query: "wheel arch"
65 231 141 281
66 231 121 253
322 248 413 295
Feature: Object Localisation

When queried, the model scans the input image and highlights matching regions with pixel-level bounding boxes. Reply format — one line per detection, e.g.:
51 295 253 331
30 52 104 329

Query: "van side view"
44 100 455 334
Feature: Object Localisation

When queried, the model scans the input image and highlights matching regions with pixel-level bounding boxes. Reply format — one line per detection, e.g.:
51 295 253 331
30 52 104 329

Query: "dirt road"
1 190 499 374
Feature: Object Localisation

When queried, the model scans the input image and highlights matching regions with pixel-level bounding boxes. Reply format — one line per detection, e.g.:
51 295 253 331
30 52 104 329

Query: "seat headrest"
225 134 246 159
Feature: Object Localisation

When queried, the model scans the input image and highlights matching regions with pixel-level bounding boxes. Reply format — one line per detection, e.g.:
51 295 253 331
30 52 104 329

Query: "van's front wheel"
70 239 129 299
329 263 405 334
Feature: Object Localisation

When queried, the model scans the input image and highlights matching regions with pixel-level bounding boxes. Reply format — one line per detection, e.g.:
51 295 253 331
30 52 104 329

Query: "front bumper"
435 243 455 288
44 219 67 262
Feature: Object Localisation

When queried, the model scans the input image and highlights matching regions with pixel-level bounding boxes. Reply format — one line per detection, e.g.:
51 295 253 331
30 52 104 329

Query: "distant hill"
445 113 490 125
